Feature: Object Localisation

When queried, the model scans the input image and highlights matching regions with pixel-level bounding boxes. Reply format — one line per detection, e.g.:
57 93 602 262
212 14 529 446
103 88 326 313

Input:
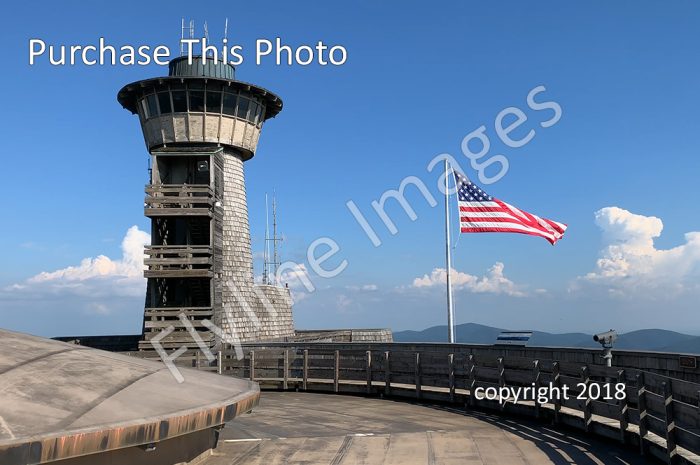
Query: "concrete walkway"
208 392 648 465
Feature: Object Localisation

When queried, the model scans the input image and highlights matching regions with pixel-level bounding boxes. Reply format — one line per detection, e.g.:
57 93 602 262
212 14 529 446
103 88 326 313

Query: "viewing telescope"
593 330 617 348
593 329 617 369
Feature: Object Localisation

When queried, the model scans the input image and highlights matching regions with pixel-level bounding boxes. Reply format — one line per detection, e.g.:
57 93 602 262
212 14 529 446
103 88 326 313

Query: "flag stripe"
460 221 557 241
460 226 558 244
460 202 501 209
460 211 519 219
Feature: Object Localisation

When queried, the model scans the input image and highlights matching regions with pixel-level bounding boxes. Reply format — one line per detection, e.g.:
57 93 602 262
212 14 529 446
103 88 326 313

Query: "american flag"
455 171 567 245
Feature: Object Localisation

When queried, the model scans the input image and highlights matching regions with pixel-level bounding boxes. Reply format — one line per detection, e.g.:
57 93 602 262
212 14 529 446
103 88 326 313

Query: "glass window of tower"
146 94 158 118
222 92 237 116
172 90 187 112
249 102 258 124
189 90 204 112
206 89 222 113
238 97 250 121
257 105 265 126
140 98 149 118
157 92 171 114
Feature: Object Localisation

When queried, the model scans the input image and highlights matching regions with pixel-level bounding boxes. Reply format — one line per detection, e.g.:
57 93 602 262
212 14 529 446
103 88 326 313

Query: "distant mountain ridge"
393 323 700 354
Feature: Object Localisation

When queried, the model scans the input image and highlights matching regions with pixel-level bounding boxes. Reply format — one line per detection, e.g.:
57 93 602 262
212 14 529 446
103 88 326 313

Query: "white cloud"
412 262 526 296
345 284 378 291
276 263 310 288
336 294 353 310
5 226 150 299
86 302 110 315
580 207 700 293
272 263 313 304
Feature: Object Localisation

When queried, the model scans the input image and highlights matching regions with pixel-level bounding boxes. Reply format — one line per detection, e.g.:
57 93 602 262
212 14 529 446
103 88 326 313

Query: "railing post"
663 381 677 464
415 352 422 399
581 366 591 432
533 360 541 419
303 349 308 391
283 349 289 390
217 350 222 375
334 350 340 393
249 350 255 381
498 357 505 411
637 372 648 456
366 350 372 395
468 354 477 408
552 362 561 424
617 369 628 444
384 351 391 396
448 353 455 403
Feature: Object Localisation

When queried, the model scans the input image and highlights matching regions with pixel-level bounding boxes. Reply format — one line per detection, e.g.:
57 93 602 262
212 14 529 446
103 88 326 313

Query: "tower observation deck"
117 56 294 351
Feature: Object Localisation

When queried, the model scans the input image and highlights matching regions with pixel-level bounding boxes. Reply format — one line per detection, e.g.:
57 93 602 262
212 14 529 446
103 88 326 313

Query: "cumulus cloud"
4 226 150 306
29 226 148 284
267 262 314 304
412 262 526 296
580 207 700 293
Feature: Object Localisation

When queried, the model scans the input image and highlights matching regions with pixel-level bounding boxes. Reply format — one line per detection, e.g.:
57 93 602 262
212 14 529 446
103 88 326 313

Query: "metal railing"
209 344 700 465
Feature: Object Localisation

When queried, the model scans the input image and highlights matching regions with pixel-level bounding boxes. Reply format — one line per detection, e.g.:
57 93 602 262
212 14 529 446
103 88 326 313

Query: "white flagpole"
444 159 455 343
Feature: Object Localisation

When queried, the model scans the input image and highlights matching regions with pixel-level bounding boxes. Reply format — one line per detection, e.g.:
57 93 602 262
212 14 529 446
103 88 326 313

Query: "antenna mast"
263 193 271 285
263 192 283 285
272 193 281 281
180 19 194 56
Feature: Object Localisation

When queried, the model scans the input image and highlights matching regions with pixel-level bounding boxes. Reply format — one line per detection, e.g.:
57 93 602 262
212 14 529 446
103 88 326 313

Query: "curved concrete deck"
210 392 648 465
0 329 259 465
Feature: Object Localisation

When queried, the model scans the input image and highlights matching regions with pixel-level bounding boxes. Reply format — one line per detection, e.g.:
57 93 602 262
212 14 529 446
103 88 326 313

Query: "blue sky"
1 0 699 337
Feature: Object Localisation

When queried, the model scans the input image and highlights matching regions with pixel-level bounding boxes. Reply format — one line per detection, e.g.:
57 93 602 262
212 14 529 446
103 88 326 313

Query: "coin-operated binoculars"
593 329 617 368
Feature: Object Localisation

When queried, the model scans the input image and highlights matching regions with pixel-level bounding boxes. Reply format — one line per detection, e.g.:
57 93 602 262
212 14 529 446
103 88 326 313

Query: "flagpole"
444 159 455 343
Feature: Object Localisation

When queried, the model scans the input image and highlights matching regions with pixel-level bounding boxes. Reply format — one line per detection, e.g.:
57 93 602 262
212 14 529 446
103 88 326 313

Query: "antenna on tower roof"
203 21 210 42
180 18 194 56
223 18 229 42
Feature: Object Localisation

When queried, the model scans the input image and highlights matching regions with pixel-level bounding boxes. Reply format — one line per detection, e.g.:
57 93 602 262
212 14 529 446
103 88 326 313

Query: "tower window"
157 92 172 114
250 102 259 124
258 105 266 126
238 97 250 121
172 90 187 112
189 91 204 112
140 99 149 118
146 94 158 118
222 92 237 116
206 90 222 113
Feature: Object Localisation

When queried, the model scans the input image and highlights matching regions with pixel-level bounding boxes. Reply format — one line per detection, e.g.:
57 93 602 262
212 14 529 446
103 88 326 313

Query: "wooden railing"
144 245 213 278
144 184 214 215
210 345 700 465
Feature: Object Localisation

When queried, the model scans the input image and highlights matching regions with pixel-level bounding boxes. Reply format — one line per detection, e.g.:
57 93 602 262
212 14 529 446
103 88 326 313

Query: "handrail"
144 184 214 209
145 245 212 250
207 345 700 465
145 184 213 193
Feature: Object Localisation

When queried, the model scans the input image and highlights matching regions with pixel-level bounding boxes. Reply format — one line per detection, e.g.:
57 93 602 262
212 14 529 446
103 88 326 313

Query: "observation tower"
117 56 294 351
